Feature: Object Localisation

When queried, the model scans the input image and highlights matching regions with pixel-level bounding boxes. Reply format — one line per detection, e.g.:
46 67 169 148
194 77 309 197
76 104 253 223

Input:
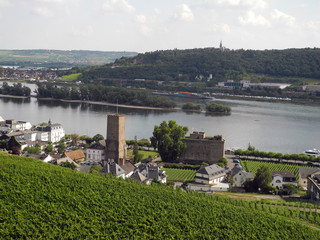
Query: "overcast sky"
0 0 319 53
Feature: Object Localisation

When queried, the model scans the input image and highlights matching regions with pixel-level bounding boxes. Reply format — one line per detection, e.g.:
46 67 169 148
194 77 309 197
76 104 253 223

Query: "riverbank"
37 97 180 111
0 94 29 99
213 94 320 106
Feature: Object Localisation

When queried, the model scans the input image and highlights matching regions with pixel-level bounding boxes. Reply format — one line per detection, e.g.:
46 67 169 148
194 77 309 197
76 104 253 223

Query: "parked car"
233 159 240 163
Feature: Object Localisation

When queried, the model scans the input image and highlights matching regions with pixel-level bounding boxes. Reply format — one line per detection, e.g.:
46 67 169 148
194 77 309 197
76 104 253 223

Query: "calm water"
1 82 320 154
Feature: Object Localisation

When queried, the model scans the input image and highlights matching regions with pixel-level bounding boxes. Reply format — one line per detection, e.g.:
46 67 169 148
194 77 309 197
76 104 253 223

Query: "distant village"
1 114 320 200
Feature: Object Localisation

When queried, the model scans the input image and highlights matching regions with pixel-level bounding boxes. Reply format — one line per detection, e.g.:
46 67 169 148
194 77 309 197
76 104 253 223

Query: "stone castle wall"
180 136 225 164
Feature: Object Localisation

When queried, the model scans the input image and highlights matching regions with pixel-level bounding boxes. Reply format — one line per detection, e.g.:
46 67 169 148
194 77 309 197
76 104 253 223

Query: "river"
0 82 319 154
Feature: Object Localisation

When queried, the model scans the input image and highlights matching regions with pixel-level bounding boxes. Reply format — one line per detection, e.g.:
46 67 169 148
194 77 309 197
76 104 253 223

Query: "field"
127 150 158 159
241 160 314 180
162 168 196 181
1 153 320 239
61 73 81 81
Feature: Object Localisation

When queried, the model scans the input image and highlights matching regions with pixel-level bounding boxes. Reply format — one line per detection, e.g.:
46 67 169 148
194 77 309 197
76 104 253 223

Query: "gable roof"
272 171 295 178
231 164 243 177
242 171 254 179
197 164 225 176
88 140 106 150
131 171 147 183
121 162 135 175
64 149 85 161
102 162 126 177
299 168 320 178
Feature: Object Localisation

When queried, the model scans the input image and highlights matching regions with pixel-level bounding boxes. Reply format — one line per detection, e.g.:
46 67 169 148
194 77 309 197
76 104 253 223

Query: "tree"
57 139 66 154
71 134 80 146
93 134 104 142
59 161 77 170
254 165 272 193
218 157 227 168
7 136 21 151
132 137 143 163
45 144 54 154
150 120 188 162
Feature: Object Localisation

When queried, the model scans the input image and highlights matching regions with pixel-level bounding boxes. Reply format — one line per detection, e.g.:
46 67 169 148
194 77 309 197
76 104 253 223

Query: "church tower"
105 114 127 165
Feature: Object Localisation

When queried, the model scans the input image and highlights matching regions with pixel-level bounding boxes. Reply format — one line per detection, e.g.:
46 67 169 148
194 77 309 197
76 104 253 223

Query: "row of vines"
241 160 314 180
162 168 196 181
0 154 319 239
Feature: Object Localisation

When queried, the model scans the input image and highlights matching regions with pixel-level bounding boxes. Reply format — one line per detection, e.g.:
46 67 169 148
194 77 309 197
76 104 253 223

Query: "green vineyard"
162 168 196 181
241 160 314 180
1 154 320 238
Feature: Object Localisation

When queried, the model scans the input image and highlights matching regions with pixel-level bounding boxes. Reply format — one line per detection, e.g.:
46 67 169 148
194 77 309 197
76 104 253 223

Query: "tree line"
0 82 31 96
35 83 176 108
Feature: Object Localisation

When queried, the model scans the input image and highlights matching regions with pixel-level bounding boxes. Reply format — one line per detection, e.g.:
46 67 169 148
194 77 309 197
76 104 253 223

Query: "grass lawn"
61 73 81 81
127 150 159 159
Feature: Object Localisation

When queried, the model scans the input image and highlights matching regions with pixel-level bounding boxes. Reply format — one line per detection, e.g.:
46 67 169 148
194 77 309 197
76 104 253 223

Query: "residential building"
188 164 229 192
195 164 226 185
299 168 320 190
5 119 32 131
301 85 320 92
86 140 106 162
231 167 254 188
307 173 320 200
63 149 85 163
271 171 298 188
37 120 65 143
133 164 167 184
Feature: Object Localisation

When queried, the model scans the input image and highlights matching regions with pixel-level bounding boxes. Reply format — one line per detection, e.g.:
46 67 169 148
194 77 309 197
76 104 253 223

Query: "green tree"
57 139 66 154
93 134 104 142
150 120 188 162
45 144 54 154
59 161 77 170
254 165 272 192
7 136 21 151
218 157 227 168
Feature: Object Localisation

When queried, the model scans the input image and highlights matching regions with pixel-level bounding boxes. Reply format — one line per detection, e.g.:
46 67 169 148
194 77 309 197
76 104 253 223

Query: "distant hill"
0 153 319 239
0 49 138 68
78 47 320 83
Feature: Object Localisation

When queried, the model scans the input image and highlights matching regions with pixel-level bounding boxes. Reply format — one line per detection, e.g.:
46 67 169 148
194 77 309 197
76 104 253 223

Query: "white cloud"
103 0 134 13
239 10 270 26
0 0 9 8
34 6 53 17
307 21 319 31
35 0 66 3
271 9 295 27
174 4 194 22
215 0 267 9
135 14 146 23
140 25 152 36
222 24 231 33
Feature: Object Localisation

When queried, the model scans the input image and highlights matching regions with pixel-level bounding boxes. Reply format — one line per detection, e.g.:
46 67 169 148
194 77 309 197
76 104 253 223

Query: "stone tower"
105 114 127 165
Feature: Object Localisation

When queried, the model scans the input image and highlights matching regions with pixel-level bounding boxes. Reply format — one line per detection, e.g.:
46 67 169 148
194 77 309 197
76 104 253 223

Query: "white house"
86 140 106 162
6 120 32 131
37 120 65 143
271 171 298 188
232 170 254 187
195 164 226 185
188 164 229 192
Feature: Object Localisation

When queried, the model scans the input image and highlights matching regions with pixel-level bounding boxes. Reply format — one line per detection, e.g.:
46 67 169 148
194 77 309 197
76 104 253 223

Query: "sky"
0 0 319 53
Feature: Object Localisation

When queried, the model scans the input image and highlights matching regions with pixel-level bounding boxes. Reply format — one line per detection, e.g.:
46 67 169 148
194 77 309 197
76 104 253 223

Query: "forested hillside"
1 153 320 239
79 47 320 83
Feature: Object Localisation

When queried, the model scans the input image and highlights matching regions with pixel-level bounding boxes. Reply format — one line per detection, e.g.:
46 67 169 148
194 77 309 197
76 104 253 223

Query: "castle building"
104 114 127 165
179 131 225 164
